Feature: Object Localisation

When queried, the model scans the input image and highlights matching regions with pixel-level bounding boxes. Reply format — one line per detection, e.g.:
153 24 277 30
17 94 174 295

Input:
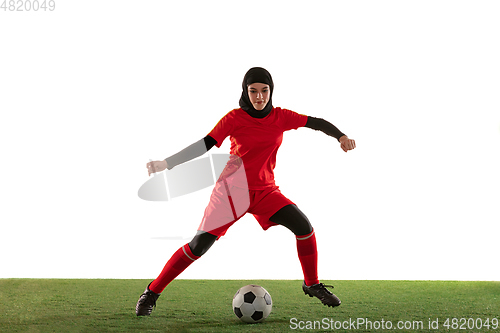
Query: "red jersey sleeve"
280 108 308 131
207 110 235 148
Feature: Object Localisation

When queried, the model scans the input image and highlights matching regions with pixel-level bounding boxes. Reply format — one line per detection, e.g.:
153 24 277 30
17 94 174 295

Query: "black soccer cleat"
302 281 341 307
136 283 161 316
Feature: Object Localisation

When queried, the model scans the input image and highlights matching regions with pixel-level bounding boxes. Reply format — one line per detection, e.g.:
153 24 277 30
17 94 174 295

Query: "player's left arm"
304 116 356 152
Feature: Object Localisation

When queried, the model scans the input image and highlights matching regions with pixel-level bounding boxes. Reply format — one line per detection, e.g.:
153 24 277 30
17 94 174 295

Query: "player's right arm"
146 135 218 176
147 110 234 176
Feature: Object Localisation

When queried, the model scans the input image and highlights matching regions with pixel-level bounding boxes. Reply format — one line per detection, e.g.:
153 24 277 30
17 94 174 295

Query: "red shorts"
198 181 295 237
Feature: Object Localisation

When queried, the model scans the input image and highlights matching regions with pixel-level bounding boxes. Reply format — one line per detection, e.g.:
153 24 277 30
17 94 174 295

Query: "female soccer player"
136 67 356 316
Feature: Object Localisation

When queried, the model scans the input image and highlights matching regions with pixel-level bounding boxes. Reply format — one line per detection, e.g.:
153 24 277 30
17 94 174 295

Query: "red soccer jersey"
208 107 308 189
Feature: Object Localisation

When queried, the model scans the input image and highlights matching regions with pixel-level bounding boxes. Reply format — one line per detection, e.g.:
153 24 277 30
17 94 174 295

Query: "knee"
280 214 313 236
294 220 313 236
271 204 313 236
286 214 313 236
188 231 217 257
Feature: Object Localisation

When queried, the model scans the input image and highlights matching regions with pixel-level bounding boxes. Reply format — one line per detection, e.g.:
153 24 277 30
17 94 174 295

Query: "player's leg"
188 230 218 256
269 204 316 284
136 231 218 316
150 231 217 292
269 204 341 307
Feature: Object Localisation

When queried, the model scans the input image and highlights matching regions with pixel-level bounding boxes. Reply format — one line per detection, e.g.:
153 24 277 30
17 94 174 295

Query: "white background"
1 0 499 280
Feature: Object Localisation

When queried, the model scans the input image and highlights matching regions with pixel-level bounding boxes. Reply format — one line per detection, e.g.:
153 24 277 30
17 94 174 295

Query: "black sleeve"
164 135 218 170
204 135 217 150
304 116 346 142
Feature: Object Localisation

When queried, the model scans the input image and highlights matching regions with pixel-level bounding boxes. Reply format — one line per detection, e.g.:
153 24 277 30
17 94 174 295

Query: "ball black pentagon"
251 311 264 321
264 293 272 305
244 291 256 304
234 307 243 318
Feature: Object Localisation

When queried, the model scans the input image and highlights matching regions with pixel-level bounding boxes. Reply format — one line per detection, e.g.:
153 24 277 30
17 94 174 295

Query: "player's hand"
339 135 356 152
146 160 168 176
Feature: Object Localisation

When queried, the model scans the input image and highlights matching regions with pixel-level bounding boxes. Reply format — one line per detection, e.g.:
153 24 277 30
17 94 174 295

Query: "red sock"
296 230 319 286
149 244 200 294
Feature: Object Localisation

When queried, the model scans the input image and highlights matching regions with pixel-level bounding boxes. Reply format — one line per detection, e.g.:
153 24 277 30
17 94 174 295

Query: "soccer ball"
232 284 272 323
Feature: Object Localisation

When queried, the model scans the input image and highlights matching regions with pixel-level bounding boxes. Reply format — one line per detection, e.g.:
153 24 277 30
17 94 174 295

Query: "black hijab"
239 67 274 118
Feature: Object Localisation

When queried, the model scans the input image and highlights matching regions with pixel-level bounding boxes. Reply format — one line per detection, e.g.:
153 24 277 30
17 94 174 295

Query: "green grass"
0 279 498 332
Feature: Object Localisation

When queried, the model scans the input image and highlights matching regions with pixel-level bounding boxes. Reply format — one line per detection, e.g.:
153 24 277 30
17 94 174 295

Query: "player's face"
247 83 270 111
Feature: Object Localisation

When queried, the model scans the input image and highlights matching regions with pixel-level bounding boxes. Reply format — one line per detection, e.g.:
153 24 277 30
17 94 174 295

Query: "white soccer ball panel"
232 293 244 308
255 286 268 298
239 302 255 317
262 302 272 318
252 297 268 312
